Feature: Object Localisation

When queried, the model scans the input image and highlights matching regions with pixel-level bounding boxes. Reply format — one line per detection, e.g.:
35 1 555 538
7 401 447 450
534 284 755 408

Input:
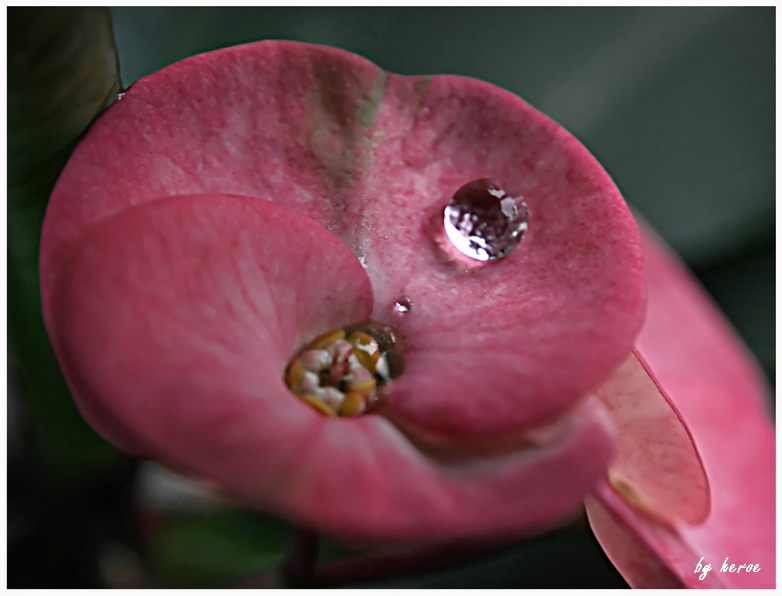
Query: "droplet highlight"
443 178 529 261
393 297 412 314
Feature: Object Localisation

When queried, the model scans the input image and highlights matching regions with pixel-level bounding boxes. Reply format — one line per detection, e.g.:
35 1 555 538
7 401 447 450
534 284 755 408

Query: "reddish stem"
281 526 320 588
311 535 520 587
237 515 588 588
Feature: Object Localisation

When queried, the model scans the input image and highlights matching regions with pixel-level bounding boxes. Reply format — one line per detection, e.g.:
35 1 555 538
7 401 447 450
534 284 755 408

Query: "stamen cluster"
285 328 390 417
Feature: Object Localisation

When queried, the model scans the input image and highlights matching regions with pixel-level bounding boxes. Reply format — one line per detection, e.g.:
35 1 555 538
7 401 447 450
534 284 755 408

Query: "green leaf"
8 7 123 476
8 7 122 185
148 510 290 587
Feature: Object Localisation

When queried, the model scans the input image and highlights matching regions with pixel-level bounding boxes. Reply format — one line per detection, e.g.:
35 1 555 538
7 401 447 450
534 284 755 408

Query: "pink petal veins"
594 350 709 525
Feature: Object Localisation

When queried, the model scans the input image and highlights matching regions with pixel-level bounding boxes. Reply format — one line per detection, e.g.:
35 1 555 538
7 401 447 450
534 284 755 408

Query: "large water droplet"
443 178 529 261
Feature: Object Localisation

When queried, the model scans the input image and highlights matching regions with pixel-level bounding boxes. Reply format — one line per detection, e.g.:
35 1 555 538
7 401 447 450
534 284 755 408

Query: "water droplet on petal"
443 178 529 261
116 92 126 101
393 296 412 314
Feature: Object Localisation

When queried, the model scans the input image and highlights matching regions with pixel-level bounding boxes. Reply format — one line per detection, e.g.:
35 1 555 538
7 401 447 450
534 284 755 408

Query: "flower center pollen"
284 321 402 417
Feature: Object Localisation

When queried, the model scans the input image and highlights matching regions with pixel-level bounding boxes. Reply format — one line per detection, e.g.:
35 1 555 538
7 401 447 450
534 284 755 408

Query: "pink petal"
45 194 375 457
45 193 617 542
42 40 645 445
585 483 717 588
594 350 709 525
588 227 775 588
366 72 645 442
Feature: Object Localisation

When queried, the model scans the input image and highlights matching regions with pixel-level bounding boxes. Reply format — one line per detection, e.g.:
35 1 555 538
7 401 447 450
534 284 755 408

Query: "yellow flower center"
284 321 401 417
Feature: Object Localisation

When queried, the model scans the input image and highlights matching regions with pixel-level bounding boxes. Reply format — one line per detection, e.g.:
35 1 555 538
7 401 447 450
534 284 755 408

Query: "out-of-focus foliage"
9 7 122 185
8 11 130 586
147 509 290 587
8 7 124 476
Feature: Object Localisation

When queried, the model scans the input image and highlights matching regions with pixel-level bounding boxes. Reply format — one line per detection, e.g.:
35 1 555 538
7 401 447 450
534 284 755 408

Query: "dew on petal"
442 178 529 261
393 296 412 314
284 320 403 417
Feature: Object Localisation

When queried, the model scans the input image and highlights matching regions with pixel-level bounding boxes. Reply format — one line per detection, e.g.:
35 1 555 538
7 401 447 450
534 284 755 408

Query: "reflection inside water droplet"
393 296 412 314
443 178 529 261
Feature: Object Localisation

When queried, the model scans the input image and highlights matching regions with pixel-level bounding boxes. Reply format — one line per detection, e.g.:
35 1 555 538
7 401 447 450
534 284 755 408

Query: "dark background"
8 7 774 588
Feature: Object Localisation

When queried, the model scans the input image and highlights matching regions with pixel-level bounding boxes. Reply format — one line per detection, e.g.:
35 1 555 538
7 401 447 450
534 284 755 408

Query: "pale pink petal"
585 483 720 588
588 227 775 588
594 350 709 525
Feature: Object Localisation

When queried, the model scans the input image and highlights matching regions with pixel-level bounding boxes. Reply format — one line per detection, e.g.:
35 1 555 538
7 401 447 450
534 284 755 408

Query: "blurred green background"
8 7 774 588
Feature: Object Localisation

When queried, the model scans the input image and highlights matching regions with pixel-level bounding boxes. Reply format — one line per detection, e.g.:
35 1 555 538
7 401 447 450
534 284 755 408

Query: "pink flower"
585 228 775 588
40 40 772 585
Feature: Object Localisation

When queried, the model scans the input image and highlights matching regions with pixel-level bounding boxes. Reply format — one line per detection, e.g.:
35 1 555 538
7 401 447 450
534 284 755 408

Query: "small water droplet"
443 178 529 261
116 92 126 101
393 296 412 314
